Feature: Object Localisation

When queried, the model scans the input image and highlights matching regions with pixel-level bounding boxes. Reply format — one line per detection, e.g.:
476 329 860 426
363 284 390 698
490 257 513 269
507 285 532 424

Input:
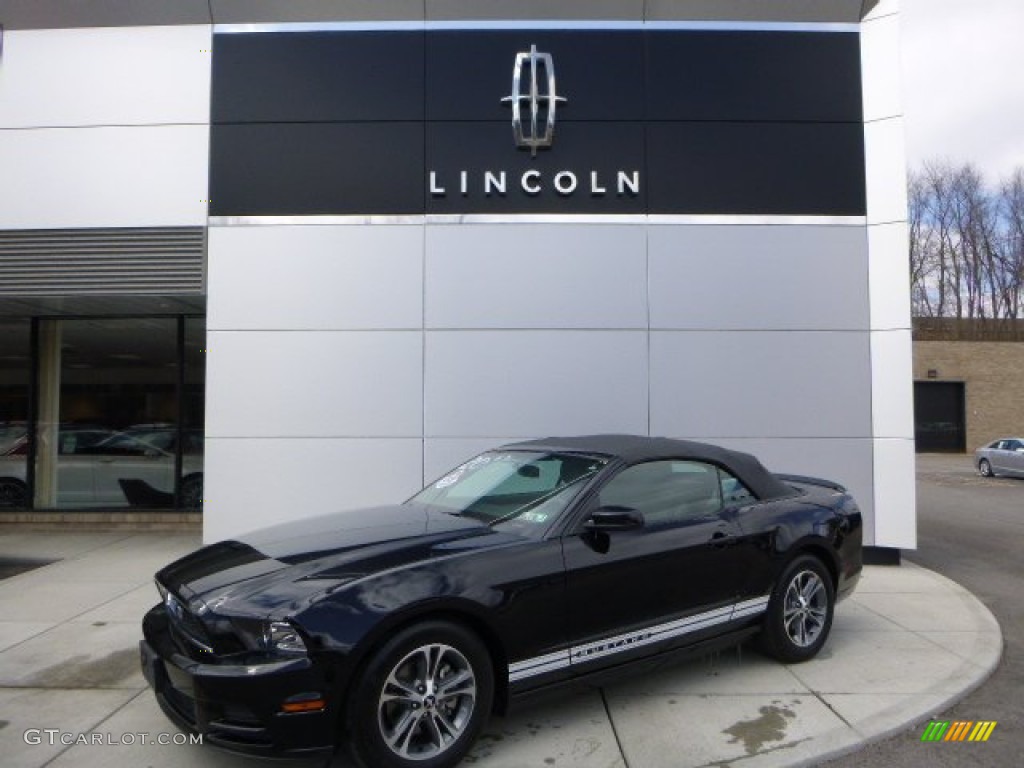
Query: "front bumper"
140 604 335 758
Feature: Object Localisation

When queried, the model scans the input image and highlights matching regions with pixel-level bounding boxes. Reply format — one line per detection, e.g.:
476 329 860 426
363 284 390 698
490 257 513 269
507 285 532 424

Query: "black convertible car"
141 435 862 768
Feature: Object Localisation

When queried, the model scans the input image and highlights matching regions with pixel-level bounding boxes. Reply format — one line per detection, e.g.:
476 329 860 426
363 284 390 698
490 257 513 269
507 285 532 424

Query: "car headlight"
264 621 307 655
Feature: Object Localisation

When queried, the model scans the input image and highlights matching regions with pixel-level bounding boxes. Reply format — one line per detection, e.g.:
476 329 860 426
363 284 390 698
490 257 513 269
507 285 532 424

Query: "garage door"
914 382 966 453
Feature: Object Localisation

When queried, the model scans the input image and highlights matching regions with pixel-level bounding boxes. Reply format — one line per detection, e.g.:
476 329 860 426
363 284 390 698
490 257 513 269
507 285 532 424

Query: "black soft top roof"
501 434 794 501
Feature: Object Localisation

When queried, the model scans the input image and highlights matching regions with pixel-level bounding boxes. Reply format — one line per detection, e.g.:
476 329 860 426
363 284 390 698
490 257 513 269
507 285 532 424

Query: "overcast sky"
901 0 1024 182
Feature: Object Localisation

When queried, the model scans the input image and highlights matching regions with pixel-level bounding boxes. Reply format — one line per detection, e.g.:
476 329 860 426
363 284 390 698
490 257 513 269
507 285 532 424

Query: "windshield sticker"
434 472 462 489
519 511 550 524
434 457 481 488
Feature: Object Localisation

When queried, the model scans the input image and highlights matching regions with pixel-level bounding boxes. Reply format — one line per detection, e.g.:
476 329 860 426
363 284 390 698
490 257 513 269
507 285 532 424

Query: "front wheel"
978 459 993 477
759 555 835 663
347 621 494 768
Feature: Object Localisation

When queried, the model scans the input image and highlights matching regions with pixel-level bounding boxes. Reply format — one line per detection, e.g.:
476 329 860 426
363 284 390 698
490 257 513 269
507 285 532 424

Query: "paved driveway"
825 453 1023 766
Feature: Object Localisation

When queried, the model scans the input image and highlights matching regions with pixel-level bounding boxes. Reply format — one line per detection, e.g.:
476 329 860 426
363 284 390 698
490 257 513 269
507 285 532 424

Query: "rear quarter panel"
731 489 859 601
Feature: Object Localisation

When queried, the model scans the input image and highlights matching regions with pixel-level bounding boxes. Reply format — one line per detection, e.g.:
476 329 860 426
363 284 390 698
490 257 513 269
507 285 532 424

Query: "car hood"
156 504 517 616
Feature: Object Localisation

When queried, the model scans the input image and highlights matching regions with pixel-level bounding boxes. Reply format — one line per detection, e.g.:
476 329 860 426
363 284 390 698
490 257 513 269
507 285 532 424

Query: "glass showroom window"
30 317 205 511
181 317 206 510
0 321 32 508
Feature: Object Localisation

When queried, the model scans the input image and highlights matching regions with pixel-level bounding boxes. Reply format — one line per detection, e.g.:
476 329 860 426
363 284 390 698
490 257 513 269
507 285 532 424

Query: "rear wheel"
978 459 994 477
347 621 494 768
180 474 203 509
760 555 835 663
0 478 28 508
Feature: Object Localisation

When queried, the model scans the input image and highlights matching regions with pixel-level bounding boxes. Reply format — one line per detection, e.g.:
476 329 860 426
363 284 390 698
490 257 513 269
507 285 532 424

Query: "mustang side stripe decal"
508 650 572 682
508 595 771 682
731 596 771 620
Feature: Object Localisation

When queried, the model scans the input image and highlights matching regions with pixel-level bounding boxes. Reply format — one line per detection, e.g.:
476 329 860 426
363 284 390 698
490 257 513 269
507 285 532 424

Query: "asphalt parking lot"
825 453 1023 767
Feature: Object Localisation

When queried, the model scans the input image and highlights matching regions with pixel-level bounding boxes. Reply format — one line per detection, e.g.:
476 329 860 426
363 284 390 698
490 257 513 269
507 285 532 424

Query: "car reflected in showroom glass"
975 437 1024 478
0 426 203 509
140 435 862 768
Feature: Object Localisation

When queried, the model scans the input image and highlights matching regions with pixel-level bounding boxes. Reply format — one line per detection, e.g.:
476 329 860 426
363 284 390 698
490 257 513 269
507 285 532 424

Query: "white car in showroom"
0 425 202 509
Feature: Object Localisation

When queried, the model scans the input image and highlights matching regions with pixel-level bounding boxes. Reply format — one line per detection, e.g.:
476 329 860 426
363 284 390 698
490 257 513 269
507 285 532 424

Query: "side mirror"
583 505 644 531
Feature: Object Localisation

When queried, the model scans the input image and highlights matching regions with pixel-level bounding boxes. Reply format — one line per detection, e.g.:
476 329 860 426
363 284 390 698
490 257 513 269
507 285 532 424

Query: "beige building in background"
913 320 1024 452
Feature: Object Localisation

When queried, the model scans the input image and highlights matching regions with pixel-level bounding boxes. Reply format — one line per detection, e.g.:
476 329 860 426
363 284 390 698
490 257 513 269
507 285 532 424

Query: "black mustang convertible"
141 435 862 768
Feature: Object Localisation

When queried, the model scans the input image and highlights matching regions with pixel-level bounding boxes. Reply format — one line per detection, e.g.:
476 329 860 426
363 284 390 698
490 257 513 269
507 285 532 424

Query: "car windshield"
410 450 608 528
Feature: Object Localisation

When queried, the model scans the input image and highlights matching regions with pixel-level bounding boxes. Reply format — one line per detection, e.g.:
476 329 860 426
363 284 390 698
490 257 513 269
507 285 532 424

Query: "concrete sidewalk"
0 532 1002 768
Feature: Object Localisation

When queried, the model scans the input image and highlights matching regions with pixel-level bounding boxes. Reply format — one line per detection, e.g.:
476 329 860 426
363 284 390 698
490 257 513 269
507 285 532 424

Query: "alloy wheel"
783 570 828 648
377 643 477 761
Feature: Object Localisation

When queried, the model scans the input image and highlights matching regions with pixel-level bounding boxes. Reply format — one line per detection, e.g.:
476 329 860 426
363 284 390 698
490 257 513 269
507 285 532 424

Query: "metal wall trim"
208 214 867 227
215 21 861 35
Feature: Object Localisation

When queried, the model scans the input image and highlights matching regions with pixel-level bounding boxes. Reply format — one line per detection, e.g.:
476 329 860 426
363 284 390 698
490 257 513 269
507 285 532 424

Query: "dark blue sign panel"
209 29 865 216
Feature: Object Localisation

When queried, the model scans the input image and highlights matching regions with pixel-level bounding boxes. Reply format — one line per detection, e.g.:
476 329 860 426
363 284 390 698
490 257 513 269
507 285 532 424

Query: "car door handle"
710 531 738 548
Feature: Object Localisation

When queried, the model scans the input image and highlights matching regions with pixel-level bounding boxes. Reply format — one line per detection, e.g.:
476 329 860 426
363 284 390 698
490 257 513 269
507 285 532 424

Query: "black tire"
759 555 835 664
978 459 994 477
180 474 203 510
347 620 494 768
0 478 28 508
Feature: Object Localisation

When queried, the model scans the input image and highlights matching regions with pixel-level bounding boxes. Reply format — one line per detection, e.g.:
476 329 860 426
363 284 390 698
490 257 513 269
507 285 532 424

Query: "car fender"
302 591 509 722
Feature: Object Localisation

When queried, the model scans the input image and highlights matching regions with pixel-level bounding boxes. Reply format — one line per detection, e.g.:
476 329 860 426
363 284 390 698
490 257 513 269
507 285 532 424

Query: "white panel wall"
864 119 909 227
649 226 868 330
870 329 914 439
872 438 917 547
206 217 907 544
0 26 211 229
426 225 647 329
0 26 212 128
205 330 423 438
204 438 424 541
208 226 424 331
859 9 902 124
868 222 912 330
424 330 649 438
0 126 209 229
205 223 428 540
862 0 916 548
650 331 872 438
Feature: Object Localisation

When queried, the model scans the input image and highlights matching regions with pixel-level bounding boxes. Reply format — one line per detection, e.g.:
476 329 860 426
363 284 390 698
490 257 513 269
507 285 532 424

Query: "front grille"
164 592 214 656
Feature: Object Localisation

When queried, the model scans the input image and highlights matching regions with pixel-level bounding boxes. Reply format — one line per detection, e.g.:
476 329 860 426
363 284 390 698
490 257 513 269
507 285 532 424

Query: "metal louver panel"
0 227 205 296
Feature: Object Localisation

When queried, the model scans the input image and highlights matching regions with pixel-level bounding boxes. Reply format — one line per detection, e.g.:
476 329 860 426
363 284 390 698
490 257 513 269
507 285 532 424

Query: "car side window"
597 460 723 527
719 468 756 506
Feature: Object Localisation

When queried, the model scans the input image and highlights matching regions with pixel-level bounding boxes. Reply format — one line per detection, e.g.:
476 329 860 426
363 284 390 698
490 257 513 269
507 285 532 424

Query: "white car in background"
0 425 202 509
975 437 1024 478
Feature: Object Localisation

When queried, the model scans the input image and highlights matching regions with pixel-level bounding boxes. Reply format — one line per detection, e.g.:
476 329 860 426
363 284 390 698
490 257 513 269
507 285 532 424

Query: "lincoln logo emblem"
501 45 567 156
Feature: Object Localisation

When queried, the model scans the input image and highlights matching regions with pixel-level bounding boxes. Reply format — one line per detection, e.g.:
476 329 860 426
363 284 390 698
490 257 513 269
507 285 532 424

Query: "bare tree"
908 162 1024 331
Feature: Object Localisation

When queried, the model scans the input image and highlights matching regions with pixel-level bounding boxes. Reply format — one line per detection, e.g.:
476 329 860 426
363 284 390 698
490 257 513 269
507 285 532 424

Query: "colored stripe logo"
921 721 997 742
